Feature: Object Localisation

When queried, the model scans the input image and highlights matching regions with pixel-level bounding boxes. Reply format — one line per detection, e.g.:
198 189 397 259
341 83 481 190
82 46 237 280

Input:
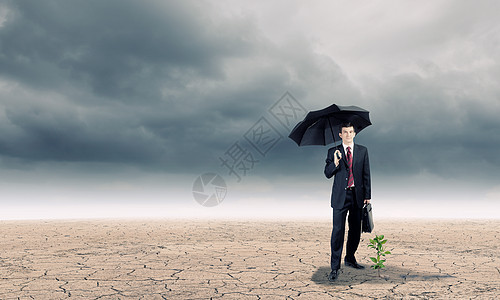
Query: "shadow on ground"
312 265 455 285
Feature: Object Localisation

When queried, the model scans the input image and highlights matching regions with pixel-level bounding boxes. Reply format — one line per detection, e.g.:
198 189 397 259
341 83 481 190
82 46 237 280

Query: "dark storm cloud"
0 0 252 96
1 0 498 185
0 0 253 168
1 98 164 163
0 0 352 173
361 68 500 181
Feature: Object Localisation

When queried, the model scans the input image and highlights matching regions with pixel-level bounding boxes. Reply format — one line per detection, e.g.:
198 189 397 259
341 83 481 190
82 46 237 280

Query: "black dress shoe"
344 259 365 269
328 269 339 281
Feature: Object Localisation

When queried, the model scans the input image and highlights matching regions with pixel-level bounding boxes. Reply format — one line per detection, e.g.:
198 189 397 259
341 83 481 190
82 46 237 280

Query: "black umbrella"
288 104 371 146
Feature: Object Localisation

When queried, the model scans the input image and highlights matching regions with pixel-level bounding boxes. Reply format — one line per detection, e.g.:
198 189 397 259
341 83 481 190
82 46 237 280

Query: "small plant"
368 234 391 278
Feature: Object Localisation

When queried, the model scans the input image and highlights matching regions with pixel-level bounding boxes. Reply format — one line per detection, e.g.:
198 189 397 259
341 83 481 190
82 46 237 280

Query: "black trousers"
330 189 363 271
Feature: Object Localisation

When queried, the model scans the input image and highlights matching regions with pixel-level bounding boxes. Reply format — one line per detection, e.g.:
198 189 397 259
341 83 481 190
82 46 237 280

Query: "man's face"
339 126 356 144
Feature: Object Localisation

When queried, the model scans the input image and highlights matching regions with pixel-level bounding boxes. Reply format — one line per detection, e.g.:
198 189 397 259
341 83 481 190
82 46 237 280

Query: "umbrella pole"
327 117 336 144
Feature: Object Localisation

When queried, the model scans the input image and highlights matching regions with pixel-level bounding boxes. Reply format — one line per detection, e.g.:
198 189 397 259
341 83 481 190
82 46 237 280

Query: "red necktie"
347 146 354 187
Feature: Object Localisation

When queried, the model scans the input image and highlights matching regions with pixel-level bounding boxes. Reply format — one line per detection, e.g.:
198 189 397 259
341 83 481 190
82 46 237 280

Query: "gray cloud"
362 64 500 181
0 0 353 174
0 0 499 190
0 0 256 95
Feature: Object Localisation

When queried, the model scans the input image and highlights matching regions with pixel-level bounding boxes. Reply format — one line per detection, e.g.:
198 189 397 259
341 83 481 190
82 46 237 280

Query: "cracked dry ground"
0 220 499 299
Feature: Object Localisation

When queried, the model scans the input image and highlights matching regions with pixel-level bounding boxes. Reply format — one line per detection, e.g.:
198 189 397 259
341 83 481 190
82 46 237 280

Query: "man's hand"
334 150 342 167
364 199 371 204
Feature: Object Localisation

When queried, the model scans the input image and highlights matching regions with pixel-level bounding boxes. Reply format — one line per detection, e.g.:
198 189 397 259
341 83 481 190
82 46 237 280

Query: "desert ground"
0 219 499 299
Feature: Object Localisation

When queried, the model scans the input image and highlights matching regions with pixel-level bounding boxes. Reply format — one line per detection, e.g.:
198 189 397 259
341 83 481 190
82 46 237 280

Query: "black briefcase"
362 203 374 233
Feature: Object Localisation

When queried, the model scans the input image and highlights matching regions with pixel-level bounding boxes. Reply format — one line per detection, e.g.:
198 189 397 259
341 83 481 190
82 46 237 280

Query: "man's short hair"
339 122 355 133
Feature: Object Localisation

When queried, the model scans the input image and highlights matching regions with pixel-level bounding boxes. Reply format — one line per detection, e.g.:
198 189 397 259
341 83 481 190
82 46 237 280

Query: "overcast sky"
1 0 499 219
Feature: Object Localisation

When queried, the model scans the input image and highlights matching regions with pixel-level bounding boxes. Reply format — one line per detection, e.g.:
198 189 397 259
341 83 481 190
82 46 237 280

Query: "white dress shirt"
343 143 355 187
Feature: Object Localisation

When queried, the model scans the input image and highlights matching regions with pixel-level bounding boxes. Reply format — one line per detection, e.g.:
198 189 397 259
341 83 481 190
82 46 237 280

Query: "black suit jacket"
324 144 371 208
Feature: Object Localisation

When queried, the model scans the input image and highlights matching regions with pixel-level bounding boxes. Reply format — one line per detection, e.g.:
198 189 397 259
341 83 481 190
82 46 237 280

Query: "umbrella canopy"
288 104 371 146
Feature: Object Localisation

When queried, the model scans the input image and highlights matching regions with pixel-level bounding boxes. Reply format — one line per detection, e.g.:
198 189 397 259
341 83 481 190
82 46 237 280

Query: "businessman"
324 122 371 281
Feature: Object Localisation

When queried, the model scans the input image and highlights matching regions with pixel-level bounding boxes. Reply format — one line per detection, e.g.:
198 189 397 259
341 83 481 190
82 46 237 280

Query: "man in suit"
324 122 371 281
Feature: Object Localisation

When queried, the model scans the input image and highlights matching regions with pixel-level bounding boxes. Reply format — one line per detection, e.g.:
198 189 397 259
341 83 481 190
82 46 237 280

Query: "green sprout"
368 234 391 278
